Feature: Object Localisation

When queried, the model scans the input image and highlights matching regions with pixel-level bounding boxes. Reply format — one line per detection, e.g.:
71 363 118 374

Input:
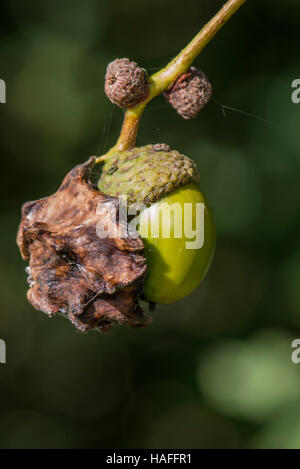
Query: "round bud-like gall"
164 67 212 119
105 58 148 108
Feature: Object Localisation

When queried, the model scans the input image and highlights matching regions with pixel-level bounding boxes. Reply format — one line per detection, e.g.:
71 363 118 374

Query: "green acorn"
98 144 215 304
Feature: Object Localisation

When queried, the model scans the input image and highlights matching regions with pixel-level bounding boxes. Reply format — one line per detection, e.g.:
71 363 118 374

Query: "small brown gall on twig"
163 67 212 119
17 157 150 333
105 58 149 108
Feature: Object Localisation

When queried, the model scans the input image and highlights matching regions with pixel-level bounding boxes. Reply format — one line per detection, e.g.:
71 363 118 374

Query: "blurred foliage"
0 0 300 449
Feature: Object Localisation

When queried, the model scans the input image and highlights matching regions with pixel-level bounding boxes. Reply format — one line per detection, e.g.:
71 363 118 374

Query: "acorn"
98 144 215 304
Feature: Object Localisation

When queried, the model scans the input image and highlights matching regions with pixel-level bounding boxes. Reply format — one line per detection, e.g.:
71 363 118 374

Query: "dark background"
0 0 300 449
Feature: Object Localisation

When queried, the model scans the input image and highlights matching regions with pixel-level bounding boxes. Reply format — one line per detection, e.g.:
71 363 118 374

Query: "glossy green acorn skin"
137 182 215 304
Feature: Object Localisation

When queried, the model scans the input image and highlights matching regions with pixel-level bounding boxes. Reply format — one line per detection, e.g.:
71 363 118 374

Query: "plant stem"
96 0 246 162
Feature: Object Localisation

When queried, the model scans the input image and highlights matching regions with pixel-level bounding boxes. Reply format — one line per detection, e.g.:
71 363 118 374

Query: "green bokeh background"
1 0 300 449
